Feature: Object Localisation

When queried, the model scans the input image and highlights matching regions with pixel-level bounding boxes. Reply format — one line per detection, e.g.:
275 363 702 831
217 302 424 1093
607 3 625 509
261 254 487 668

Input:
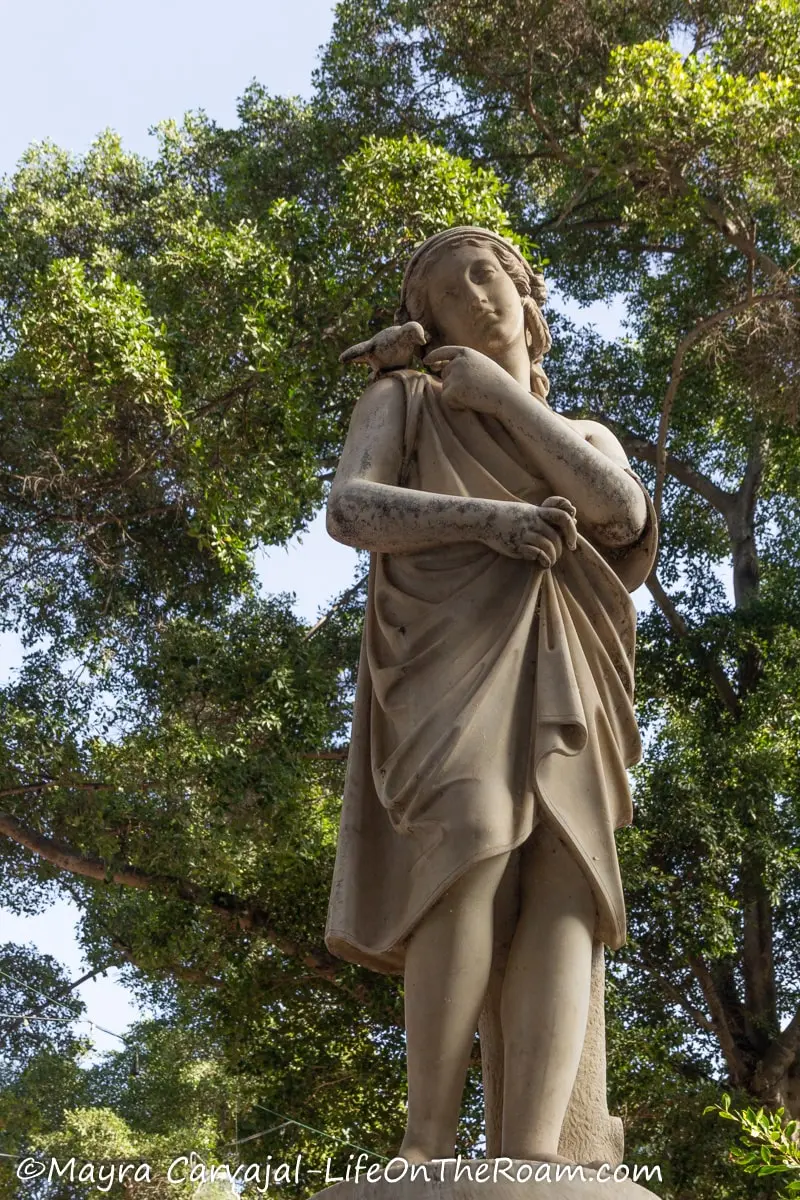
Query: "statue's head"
396 226 552 400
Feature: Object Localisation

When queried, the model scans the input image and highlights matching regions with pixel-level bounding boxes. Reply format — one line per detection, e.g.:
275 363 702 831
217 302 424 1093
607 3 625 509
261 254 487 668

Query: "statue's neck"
491 343 532 392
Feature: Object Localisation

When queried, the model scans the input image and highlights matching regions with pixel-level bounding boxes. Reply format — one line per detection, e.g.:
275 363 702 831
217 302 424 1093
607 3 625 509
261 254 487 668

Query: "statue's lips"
471 307 501 324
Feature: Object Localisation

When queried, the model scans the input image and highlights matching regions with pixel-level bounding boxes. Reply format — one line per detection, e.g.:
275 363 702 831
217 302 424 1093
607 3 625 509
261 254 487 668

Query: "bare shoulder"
359 371 410 404
565 416 631 469
345 372 409 431
334 372 409 488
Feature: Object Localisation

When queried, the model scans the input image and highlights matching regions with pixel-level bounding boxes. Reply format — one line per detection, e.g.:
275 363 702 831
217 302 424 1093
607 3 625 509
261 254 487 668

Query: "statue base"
313 1158 661 1199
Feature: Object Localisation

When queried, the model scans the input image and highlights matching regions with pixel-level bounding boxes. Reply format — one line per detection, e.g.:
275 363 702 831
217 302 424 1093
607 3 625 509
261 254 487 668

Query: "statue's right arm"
327 375 514 556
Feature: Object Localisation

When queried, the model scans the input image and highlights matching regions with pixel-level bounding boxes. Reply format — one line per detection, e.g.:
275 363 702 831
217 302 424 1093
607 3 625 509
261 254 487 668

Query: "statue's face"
425 242 525 358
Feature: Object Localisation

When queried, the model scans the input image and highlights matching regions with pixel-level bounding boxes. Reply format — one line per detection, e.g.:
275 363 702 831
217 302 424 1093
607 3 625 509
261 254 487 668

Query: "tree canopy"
2 2 800 1197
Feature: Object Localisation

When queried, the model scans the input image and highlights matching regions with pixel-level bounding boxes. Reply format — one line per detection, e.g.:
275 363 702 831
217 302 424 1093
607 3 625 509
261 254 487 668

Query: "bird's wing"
339 338 375 365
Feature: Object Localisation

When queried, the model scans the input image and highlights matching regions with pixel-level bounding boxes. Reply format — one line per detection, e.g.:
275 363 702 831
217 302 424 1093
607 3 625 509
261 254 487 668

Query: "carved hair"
395 227 552 401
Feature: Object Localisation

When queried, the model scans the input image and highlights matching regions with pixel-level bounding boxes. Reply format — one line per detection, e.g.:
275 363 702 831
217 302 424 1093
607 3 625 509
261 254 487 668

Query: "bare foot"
506 1151 574 1165
397 1145 434 1165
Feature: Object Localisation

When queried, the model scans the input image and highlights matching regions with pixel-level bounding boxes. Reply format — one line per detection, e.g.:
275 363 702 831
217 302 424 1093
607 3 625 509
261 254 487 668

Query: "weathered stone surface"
324 227 658 1164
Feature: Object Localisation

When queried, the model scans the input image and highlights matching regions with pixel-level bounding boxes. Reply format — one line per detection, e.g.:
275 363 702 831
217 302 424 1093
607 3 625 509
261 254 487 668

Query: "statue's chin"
471 320 523 358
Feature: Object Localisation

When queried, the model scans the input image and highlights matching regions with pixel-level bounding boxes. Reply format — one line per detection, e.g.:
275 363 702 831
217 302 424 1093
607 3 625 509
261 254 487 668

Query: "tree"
316 0 800 1189
707 1094 800 1196
0 124 511 1191
0 945 92 1197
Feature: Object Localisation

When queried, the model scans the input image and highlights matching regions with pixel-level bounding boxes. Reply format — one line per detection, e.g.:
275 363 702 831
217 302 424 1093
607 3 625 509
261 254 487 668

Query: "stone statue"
324 227 658 1169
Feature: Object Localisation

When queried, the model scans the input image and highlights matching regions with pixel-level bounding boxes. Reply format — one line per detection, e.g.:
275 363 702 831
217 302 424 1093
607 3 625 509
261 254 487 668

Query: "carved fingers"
482 499 578 567
541 495 577 517
520 500 579 566
422 345 466 373
423 346 505 416
517 533 562 568
538 497 579 551
423 346 469 405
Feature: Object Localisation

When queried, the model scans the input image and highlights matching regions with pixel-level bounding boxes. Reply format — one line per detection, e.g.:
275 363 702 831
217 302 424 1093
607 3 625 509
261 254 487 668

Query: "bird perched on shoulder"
339 321 427 380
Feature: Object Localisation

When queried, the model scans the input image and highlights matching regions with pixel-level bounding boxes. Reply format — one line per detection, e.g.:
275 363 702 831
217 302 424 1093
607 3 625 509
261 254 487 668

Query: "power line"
0 963 82 1014
0 964 127 1044
253 1104 389 1162
0 972 389 1163
0 1011 125 1041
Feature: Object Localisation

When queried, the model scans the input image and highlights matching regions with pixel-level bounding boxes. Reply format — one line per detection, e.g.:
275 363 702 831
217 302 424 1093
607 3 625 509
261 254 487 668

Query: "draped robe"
325 370 657 972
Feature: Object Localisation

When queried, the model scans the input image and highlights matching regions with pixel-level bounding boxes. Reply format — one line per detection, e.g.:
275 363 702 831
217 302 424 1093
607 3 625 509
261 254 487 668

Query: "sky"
0 0 636 1061
0 0 337 170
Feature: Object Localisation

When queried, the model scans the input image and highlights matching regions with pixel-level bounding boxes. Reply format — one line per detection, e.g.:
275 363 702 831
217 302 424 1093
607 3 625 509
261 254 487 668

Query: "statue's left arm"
426 346 648 549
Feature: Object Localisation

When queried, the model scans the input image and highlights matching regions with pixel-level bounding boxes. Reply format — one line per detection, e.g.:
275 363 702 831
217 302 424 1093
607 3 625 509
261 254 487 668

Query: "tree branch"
654 294 782 519
304 573 368 640
546 171 601 231
109 936 222 990
752 1007 800 1099
595 421 734 516
0 779 117 799
727 431 766 611
641 955 715 1034
524 91 574 166
520 135 791 286
741 873 777 1051
58 882 226 995
689 954 749 1085
646 574 741 719
693 191 788 285
0 809 341 985
185 377 259 420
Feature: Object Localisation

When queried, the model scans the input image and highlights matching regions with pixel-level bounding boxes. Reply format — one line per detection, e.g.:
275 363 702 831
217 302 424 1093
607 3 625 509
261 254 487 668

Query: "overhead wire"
0 968 388 1162
0 963 127 1043
253 1104 389 1161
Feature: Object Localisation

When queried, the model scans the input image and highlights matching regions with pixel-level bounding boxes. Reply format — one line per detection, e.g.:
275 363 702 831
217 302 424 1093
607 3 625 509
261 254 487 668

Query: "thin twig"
304 573 368 640
646 574 741 719
654 292 784 520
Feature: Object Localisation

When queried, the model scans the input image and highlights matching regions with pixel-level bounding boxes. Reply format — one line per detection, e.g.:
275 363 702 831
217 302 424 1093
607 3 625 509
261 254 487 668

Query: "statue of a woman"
325 227 657 1166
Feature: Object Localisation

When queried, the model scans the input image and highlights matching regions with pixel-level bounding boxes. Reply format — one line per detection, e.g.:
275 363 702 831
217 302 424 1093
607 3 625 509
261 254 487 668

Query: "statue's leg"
478 851 520 1159
558 942 625 1167
399 850 511 1164
500 823 595 1161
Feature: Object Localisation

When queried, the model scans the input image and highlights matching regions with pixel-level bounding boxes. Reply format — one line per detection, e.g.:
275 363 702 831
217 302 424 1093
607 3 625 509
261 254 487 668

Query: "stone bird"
339 321 428 379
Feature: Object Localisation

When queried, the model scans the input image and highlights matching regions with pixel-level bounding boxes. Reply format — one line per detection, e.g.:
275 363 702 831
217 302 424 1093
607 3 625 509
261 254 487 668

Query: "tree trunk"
717 433 800 1121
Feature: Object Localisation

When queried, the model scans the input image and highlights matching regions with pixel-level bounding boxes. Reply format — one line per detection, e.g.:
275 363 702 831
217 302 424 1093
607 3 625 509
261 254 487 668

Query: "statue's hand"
422 345 511 416
482 496 578 567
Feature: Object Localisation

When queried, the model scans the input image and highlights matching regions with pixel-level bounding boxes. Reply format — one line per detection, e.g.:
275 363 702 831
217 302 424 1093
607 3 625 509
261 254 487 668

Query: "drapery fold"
326 371 657 972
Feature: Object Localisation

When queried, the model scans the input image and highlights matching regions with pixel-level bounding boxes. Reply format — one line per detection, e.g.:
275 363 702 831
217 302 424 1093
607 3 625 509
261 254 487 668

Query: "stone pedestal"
313 1158 661 1200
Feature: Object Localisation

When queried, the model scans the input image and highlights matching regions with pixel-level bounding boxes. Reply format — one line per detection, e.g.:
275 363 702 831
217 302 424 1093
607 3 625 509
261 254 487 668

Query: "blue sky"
1 0 634 1059
1 0 336 168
